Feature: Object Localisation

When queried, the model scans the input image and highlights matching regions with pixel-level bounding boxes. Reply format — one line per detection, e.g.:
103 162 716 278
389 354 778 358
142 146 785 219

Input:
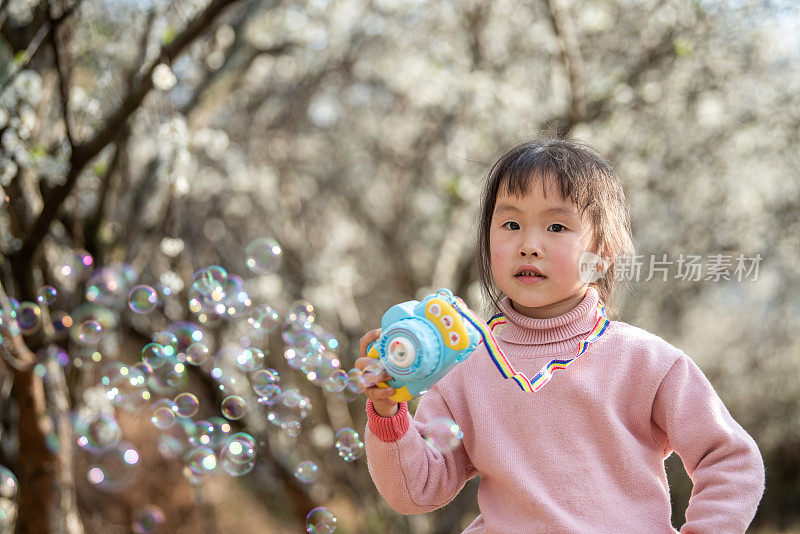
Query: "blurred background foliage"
0 0 798 532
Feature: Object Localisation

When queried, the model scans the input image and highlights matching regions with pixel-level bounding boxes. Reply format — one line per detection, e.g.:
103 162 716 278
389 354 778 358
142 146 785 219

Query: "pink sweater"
364 288 765 533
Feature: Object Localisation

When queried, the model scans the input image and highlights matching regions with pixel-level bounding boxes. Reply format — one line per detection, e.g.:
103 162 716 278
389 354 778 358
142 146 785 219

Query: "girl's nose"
519 231 541 257
519 241 540 257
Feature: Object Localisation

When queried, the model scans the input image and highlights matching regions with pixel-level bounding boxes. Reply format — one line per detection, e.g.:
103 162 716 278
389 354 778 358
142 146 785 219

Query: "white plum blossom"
151 63 178 91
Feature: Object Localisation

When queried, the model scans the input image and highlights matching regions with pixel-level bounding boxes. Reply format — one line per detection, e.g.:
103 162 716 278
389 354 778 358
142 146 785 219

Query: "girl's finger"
358 328 382 358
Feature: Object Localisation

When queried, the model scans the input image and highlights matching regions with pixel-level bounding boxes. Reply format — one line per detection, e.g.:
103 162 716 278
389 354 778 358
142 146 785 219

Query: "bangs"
494 146 594 218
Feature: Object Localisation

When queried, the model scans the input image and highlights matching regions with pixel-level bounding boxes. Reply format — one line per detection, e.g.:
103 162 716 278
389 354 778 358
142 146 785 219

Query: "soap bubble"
283 303 316 342
131 505 166 533
185 446 217 475
288 300 315 324
306 507 338 534
217 275 251 318
147 357 188 395
220 432 256 476
282 322 316 351
323 370 347 393
192 265 228 296
363 359 386 386
69 304 116 345
210 364 241 394
422 417 464 454
168 321 205 359
85 264 136 307
251 368 280 396
195 417 231 449
245 237 282 274
157 418 199 460
101 362 149 412
78 320 103 345
221 455 255 477
220 395 246 420
128 285 158 313
337 369 366 403
221 432 256 463
152 331 179 358
56 250 94 282
235 347 265 372
141 343 169 369
294 460 318 483
36 285 57 305
255 384 281 406
246 304 280 334
75 413 121 453
266 388 311 429
151 399 178 429
173 392 199 418
16 302 41 334
318 332 340 352
283 347 302 370
185 342 210 365
334 428 364 462
156 414 200 460
285 421 302 437
303 350 340 387
87 442 139 492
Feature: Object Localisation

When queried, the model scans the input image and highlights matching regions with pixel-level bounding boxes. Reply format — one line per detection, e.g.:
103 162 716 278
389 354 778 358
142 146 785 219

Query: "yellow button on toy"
425 298 469 351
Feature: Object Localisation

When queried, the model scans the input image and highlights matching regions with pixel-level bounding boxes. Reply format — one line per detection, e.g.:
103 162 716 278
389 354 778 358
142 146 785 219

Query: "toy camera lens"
387 338 415 368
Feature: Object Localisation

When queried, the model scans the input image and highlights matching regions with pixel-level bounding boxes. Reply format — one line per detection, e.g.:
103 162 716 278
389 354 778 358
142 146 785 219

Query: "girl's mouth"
514 271 546 283
515 271 545 278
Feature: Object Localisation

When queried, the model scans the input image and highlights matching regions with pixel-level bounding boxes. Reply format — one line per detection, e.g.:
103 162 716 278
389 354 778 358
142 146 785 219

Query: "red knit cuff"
366 400 410 443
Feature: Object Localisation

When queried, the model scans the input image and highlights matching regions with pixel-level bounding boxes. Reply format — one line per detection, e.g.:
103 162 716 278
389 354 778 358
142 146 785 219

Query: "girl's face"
489 178 598 319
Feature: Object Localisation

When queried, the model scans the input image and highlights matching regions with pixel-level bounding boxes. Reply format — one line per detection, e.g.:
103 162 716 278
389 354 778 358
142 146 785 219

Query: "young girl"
355 139 765 532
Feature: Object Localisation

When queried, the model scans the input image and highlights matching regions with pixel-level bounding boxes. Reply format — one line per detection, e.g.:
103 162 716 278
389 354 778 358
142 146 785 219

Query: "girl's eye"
548 223 566 233
502 221 520 230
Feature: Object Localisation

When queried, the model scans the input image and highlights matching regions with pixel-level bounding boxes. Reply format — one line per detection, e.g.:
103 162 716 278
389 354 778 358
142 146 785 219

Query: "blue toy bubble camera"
366 289 480 402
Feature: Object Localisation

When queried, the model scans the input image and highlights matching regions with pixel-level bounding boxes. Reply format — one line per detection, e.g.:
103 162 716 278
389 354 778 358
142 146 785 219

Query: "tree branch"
0 282 56 534
46 0 75 148
10 0 245 296
0 2 78 95
546 0 587 125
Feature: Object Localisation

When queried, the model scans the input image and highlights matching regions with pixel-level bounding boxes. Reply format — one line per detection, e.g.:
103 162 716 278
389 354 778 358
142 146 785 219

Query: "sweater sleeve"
364 386 477 515
651 353 765 533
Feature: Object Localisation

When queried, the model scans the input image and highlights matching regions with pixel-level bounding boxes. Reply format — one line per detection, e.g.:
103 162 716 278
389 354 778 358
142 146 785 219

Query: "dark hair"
477 139 634 317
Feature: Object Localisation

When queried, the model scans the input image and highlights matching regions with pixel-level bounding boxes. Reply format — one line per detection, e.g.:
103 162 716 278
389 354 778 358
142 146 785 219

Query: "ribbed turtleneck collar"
495 287 603 357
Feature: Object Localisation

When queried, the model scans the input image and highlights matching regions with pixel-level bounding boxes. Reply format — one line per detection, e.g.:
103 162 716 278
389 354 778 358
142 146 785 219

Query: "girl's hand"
355 328 399 417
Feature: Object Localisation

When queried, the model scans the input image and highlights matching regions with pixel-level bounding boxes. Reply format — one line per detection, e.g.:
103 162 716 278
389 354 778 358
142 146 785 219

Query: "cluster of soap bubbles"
0 236 463 533
187 266 253 325
334 428 365 462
